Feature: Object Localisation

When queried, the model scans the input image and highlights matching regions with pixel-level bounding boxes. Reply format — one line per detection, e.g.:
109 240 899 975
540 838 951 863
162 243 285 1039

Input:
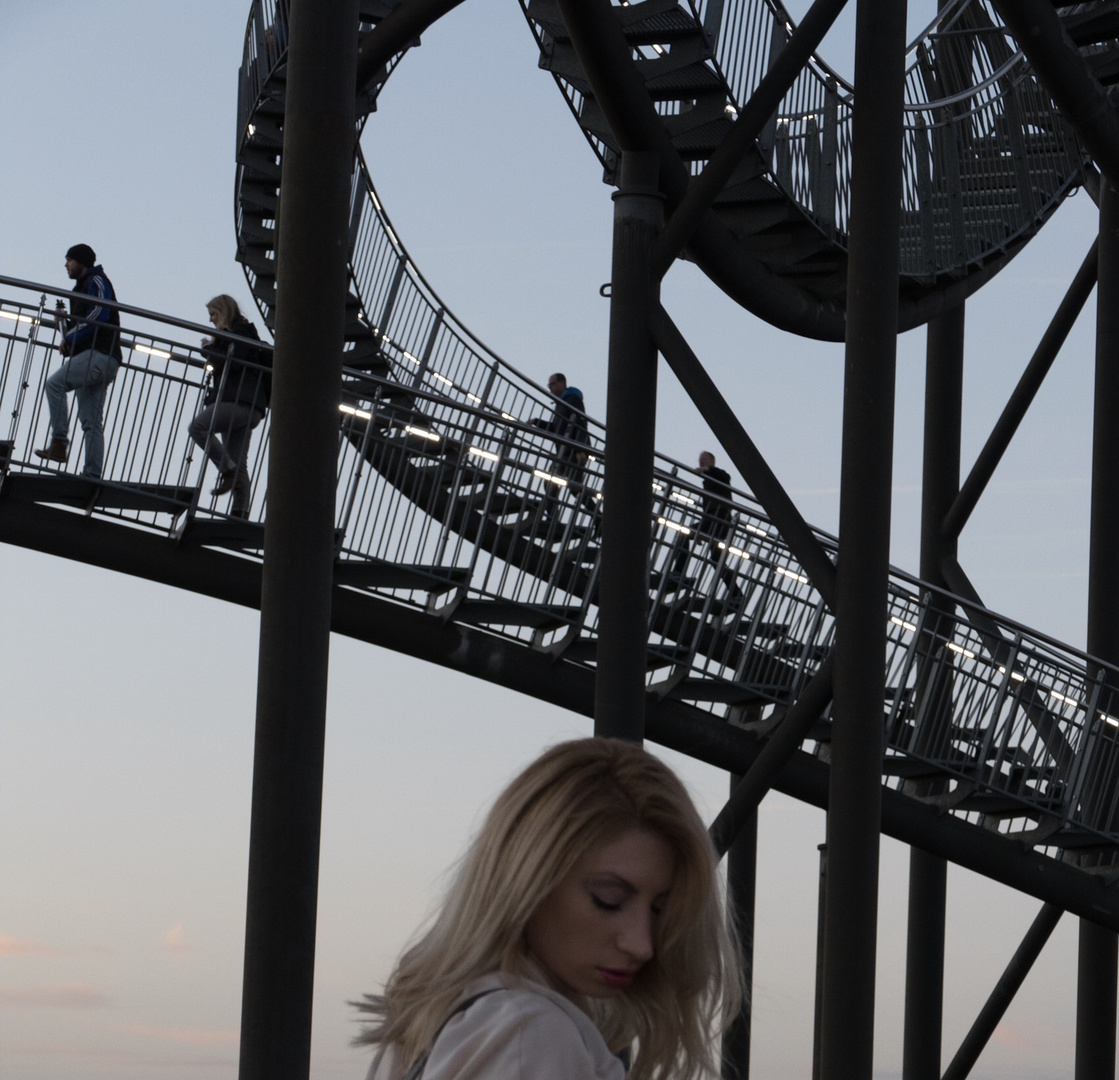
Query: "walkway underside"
3 493 1117 929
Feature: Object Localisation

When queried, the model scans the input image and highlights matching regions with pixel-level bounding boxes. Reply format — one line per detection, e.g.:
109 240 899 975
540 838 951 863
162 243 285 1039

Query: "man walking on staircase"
531 372 600 528
35 244 122 479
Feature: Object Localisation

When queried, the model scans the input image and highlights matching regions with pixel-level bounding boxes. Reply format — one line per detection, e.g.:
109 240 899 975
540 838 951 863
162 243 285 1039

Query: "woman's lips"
598 968 636 989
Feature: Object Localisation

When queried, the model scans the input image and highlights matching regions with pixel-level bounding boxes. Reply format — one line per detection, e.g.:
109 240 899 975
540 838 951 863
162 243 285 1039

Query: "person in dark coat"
669 451 743 602
531 372 598 527
35 244 122 478
187 294 271 518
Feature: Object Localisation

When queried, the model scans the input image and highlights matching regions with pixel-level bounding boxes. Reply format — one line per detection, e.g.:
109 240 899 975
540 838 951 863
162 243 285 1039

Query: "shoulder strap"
400 988 504 1080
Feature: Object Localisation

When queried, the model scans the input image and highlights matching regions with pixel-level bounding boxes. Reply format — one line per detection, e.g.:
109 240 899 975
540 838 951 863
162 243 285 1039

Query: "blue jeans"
44 348 121 478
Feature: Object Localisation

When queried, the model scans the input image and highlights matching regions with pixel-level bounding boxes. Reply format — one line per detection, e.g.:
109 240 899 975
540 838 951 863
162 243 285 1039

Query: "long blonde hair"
205 294 242 331
355 738 742 1080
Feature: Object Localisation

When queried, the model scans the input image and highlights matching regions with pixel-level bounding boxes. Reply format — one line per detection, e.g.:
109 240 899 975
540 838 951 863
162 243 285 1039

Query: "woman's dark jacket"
202 317 272 412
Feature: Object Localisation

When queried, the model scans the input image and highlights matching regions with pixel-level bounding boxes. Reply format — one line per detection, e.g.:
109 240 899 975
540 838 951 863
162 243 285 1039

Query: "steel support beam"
1077 920 1118 1080
943 242 1097 539
8 504 1119 926
903 304 964 1080
813 844 828 1080
942 903 1064 1080
904 849 947 1080
355 0 466 95
1077 173 1119 1080
820 2 907 1075
594 151 663 740
652 305 837 609
237 3 358 1078
721 775 757 1080
708 656 834 855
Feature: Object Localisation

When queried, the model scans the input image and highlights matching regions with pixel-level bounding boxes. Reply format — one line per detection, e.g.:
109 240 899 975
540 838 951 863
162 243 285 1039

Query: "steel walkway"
4 0 1119 922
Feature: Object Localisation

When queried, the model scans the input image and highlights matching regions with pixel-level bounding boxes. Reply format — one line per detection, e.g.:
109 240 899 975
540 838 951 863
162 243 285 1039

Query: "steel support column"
722 774 756 1080
237 2 358 1078
903 849 947 1080
1077 173 1119 1080
903 304 963 1080
820 1 907 1075
594 151 663 741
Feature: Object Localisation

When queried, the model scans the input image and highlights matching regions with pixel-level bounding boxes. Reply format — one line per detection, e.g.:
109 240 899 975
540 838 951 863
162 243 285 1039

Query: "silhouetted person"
187 295 271 518
35 244 122 478
531 372 598 528
670 451 742 602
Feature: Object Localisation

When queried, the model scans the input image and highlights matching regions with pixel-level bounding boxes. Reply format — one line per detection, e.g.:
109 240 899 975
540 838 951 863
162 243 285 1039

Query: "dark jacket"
699 465 733 536
64 265 121 359
545 385 589 450
202 317 272 411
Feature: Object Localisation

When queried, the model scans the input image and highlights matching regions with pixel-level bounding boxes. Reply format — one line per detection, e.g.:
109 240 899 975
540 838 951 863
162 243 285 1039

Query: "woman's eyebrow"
586 872 637 894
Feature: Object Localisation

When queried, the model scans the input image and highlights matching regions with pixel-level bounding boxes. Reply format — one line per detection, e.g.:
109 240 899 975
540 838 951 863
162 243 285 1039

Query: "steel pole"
902 304 963 1080
1077 174 1119 1080
820 1 907 1076
237 2 358 1078
721 773 756 1080
594 151 663 741
813 843 828 1080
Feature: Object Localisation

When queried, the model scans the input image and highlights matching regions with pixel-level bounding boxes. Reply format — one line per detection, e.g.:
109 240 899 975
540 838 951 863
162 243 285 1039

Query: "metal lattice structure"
5 1 1119 1077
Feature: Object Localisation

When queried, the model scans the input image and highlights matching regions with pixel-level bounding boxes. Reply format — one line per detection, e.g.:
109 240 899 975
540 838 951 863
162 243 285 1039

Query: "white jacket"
365 972 625 1080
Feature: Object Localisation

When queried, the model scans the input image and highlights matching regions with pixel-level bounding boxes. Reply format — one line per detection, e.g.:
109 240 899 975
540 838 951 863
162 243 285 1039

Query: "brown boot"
34 437 68 463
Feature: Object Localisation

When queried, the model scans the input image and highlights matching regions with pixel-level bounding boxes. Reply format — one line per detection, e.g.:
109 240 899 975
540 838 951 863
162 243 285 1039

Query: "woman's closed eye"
591 894 622 912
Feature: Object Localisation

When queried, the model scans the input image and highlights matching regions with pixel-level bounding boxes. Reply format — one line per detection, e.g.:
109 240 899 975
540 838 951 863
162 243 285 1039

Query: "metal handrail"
6 278 1119 851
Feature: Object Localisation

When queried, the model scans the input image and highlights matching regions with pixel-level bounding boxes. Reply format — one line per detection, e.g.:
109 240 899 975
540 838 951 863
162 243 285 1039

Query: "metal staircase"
521 0 1092 332
4 0 1119 921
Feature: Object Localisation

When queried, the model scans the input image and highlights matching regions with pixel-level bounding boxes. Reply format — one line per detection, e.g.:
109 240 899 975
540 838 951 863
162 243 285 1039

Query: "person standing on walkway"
670 451 743 602
187 294 271 518
531 372 599 527
35 244 122 478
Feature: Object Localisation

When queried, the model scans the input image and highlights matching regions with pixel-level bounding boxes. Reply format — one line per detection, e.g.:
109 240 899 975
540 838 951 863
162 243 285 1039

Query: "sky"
0 2 1106 1078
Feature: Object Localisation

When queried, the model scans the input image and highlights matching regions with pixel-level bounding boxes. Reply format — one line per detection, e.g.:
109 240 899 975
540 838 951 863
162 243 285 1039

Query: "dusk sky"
0 2 1106 1078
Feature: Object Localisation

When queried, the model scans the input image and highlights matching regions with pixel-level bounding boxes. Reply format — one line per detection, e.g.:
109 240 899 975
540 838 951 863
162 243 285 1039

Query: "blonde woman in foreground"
356 738 742 1080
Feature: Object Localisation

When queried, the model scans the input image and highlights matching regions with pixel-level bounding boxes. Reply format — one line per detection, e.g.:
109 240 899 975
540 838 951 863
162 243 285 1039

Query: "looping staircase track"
74 0 1108 908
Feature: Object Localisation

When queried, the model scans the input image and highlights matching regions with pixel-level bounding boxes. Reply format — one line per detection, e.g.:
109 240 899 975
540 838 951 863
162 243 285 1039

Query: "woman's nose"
618 911 655 964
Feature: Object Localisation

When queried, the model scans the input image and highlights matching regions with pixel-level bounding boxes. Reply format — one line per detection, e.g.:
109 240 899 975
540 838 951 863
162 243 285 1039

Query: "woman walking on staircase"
187 294 271 518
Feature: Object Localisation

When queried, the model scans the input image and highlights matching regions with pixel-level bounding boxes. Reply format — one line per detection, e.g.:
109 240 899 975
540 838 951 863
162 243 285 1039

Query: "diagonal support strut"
709 655 835 856
652 304 837 610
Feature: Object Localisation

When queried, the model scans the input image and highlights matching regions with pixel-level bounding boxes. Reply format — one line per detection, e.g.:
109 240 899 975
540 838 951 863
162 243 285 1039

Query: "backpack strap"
400 988 504 1080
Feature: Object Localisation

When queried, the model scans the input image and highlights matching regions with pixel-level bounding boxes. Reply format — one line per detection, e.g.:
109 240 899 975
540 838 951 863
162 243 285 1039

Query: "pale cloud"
0 933 112 958
0 934 60 957
0 983 111 1009
123 1023 239 1047
991 1020 1074 1051
161 921 198 958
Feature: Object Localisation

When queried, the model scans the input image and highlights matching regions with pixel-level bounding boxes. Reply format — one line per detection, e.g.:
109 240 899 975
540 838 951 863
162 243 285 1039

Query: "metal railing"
0 286 274 525
6 271 1119 854
221 0 1119 856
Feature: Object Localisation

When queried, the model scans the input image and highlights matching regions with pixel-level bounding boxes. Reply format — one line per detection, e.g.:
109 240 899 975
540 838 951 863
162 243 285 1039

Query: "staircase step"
334 558 468 593
454 600 581 629
1 474 193 514
176 517 265 550
667 677 764 705
1062 5 1119 48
